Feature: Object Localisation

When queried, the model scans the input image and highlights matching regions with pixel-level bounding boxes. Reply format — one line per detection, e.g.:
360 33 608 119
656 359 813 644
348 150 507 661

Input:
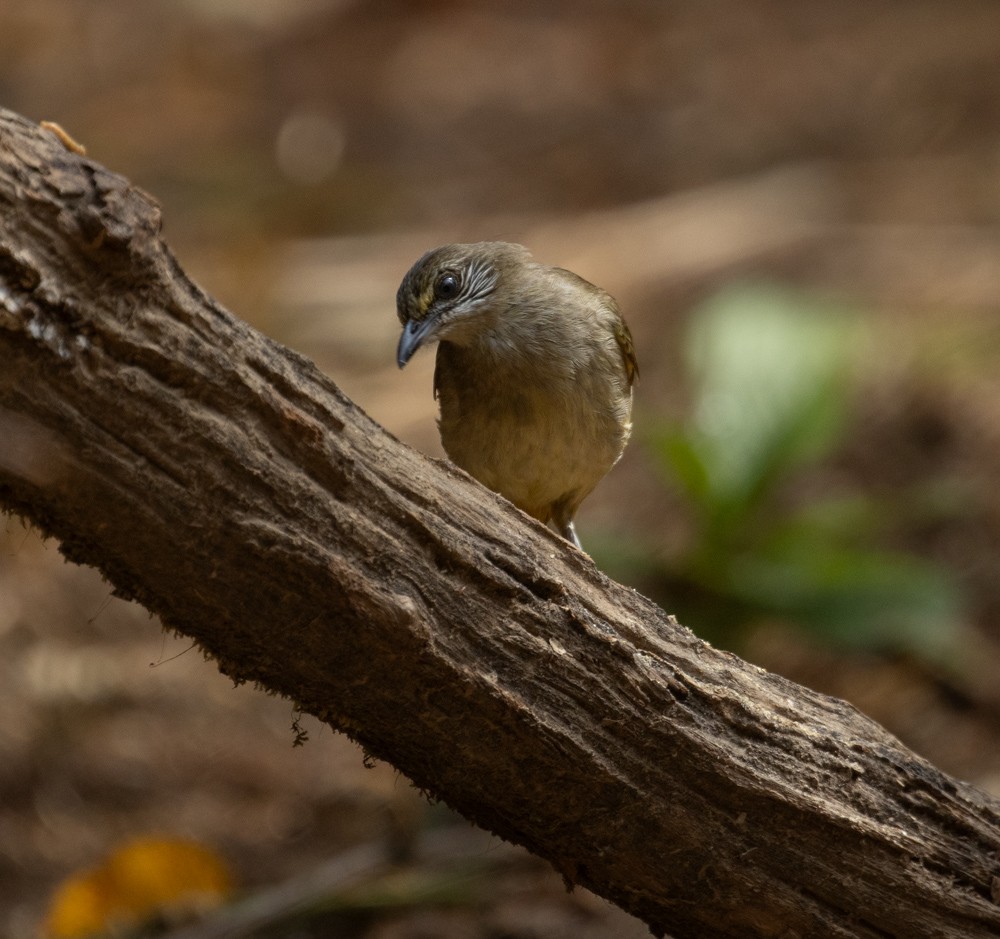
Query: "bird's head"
395 242 532 368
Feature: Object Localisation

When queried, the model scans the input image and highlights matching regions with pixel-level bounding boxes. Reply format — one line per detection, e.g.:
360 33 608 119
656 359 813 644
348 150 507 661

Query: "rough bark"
1 108 998 939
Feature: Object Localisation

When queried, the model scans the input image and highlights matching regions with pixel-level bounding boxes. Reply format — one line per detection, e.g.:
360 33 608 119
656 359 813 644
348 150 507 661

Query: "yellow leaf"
42 836 232 938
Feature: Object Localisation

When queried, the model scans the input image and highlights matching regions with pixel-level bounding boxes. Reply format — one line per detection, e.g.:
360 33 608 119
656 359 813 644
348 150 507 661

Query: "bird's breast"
434 341 631 520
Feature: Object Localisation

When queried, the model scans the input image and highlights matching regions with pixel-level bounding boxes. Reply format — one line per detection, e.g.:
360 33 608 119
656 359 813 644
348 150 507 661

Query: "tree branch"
1 108 998 939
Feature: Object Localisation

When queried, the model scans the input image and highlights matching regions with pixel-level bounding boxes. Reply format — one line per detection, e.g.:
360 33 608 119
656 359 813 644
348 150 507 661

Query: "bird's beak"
397 316 438 368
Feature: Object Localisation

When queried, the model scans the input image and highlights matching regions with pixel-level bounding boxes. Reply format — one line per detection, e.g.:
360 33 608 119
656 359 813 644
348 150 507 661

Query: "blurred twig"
163 827 517 939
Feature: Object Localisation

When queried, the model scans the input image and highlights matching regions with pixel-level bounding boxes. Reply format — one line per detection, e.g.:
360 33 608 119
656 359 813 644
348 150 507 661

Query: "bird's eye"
435 273 460 300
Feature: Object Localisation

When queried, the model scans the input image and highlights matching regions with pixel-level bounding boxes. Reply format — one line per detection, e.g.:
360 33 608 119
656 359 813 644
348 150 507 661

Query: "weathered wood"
1 108 998 939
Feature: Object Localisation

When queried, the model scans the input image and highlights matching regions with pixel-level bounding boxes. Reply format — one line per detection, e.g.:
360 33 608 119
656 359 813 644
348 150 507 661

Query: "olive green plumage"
396 241 637 549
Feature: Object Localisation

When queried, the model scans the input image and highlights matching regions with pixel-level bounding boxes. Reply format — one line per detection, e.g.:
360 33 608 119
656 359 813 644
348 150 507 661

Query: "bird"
395 241 637 550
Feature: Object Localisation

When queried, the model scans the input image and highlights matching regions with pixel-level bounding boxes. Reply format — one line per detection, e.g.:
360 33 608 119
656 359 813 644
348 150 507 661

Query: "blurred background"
3 1 1000 936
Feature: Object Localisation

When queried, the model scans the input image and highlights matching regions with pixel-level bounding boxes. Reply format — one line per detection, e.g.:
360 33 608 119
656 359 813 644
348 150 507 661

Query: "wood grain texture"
1 109 999 939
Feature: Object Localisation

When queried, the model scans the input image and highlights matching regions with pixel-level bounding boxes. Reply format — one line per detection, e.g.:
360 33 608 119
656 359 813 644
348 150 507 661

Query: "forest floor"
3 2 1000 936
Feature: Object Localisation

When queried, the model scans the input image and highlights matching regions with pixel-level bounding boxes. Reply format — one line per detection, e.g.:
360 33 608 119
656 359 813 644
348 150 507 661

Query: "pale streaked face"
395 242 531 367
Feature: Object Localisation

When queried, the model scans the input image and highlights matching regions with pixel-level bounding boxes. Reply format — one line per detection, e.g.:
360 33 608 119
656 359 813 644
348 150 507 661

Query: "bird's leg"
558 522 583 551
550 495 583 549
554 517 583 550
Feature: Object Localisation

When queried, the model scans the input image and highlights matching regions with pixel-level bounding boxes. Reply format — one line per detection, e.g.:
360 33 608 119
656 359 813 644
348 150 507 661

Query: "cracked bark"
1 108 999 939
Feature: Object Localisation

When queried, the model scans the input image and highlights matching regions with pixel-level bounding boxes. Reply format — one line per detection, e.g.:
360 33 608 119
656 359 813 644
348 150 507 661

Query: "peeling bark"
1 108 999 939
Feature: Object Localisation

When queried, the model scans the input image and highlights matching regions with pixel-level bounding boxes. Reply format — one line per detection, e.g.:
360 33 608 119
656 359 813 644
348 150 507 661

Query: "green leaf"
640 280 967 661
724 544 962 660
649 427 712 506
682 283 858 512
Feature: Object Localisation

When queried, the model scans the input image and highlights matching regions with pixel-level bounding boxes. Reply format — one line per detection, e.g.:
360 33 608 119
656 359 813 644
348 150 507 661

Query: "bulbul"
395 241 637 549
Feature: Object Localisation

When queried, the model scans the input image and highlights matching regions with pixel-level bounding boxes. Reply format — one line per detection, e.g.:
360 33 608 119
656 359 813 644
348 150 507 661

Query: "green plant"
646 283 962 658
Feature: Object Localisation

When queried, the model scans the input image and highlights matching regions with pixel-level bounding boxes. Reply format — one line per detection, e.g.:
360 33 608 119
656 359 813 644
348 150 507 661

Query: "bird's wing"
550 266 638 386
613 314 639 386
